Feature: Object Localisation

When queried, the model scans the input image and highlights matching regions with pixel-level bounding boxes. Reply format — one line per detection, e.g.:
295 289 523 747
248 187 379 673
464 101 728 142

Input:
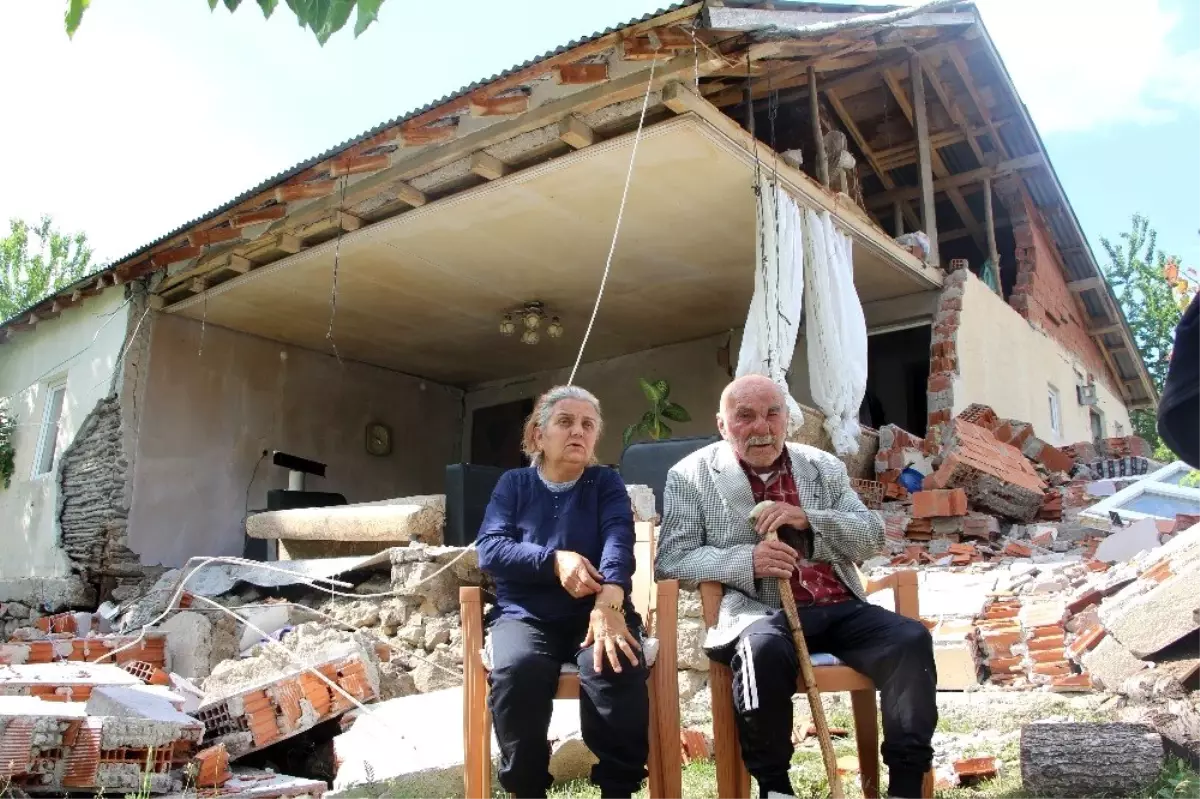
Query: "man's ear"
716 413 727 439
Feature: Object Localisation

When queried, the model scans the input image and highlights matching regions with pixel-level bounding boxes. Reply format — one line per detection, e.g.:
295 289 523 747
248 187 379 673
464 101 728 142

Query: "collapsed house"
0 0 1188 793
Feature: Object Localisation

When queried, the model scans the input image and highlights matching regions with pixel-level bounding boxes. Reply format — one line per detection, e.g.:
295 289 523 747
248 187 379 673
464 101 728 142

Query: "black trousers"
487 609 649 798
709 601 937 798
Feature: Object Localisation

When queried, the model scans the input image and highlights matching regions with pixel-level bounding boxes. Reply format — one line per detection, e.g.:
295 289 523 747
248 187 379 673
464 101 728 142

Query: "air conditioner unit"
1076 384 1098 406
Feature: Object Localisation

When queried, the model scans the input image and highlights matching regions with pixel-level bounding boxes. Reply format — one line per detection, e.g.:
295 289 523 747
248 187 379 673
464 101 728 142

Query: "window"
1082 461 1200 527
32 383 67 477
1089 409 1104 442
1047 386 1062 440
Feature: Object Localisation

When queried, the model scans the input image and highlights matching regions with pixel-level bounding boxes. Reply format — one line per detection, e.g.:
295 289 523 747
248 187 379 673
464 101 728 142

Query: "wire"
566 56 658 386
0 295 133 408
244 450 268 518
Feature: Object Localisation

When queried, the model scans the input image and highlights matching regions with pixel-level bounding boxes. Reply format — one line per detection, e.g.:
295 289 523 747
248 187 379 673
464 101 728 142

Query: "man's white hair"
717 374 786 419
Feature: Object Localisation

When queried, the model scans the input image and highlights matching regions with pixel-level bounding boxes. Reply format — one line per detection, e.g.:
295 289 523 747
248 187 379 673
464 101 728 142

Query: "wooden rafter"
824 87 921 231
883 63 986 254
945 43 1010 159
867 153 1043 206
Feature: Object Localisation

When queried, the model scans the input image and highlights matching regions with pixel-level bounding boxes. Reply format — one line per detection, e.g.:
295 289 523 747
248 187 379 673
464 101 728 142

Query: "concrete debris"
246 494 447 546
1094 518 1162 563
220 768 329 797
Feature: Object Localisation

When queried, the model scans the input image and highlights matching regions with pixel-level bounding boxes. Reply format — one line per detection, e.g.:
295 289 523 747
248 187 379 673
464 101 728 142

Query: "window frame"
1047 385 1062 440
1081 461 1200 526
31 381 68 479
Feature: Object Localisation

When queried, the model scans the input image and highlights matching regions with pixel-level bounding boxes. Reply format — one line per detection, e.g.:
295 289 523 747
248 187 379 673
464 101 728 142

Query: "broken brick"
1066 588 1103 616
956 404 1000 430
1004 541 1033 558
930 421 1046 521
1030 647 1068 664
1049 673 1093 692
193 744 232 788
1026 635 1067 652
954 756 998 781
1066 625 1106 661
1031 661 1071 677
912 488 968 518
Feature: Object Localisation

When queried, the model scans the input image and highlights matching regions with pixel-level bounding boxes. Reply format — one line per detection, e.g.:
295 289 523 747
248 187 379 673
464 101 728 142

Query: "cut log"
1021 722 1163 797
1135 699 1200 770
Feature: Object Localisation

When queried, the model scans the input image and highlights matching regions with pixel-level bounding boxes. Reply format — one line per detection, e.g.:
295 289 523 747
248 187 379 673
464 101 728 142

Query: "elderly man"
655 374 936 799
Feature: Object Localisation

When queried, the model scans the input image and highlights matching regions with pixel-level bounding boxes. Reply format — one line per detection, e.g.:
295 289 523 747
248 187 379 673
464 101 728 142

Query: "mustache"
745 435 778 446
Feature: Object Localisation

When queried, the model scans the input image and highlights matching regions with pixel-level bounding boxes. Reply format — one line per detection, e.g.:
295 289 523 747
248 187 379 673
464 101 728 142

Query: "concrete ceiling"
167 115 934 386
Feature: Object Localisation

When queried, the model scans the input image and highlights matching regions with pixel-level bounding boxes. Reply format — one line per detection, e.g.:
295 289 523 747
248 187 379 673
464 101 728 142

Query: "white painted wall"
126 314 464 567
0 286 130 579
955 272 1130 445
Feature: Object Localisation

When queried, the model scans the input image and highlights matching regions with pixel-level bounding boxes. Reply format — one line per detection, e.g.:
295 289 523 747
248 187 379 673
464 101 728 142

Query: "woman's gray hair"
521 385 603 465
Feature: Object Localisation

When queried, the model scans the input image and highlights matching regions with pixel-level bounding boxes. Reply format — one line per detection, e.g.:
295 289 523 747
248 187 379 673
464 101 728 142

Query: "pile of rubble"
0 543 489 796
851 403 1199 768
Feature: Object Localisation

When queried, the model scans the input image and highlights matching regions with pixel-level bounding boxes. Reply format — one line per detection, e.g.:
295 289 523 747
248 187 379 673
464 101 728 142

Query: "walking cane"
751 501 845 799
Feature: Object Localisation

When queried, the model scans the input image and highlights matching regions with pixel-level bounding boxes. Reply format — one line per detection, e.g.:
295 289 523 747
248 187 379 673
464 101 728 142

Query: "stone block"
1099 527 1200 658
1081 636 1150 692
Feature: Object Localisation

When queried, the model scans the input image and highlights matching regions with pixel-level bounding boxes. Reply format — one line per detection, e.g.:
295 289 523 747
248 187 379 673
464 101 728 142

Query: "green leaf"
622 424 637 449
656 421 673 439
640 410 657 428
209 0 220 9
285 0 312 28
354 0 385 36
661 402 691 423
652 379 670 401
222 0 243 11
639 377 664 404
256 0 279 17
65 0 90 38
317 0 354 43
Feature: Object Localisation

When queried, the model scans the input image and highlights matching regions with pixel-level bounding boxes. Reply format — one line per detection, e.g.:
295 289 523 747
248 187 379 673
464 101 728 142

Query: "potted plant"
623 378 691 448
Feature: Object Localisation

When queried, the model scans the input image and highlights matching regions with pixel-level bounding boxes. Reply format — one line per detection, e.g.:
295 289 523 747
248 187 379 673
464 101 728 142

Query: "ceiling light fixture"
498 301 563 345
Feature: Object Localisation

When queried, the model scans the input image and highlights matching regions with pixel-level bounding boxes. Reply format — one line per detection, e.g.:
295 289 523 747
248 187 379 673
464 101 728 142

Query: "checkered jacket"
654 440 885 650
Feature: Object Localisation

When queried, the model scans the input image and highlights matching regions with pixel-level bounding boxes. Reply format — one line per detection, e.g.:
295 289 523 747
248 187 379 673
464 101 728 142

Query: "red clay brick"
1066 625 1106 660
1032 661 1071 677
954 757 998 780
911 488 968 518
1049 673 1093 691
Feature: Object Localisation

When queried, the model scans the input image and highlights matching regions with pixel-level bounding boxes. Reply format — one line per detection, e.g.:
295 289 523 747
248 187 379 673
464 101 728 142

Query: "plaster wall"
955 272 1130 445
0 286 129 578
126 314 463 567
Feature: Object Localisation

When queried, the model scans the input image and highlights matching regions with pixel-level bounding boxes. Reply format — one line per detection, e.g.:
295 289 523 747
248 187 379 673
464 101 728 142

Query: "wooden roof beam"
825 86 921 231
883 63 985 255
866 152 1045 207
945 41 1010 160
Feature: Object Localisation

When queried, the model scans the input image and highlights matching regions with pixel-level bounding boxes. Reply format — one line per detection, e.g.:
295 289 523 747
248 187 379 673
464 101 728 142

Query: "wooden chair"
460 574 683 798
700 570 935 799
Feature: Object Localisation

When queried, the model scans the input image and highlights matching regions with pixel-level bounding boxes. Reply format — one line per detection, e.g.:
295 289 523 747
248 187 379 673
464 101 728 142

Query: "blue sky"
1 0 1196 271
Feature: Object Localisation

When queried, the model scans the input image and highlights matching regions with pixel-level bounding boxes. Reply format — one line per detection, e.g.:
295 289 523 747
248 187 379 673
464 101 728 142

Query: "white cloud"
976 0 1200 133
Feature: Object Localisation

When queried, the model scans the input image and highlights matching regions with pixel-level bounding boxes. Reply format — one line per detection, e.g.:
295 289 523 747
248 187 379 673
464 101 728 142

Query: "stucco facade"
0 285 130 579
955 272 1130 445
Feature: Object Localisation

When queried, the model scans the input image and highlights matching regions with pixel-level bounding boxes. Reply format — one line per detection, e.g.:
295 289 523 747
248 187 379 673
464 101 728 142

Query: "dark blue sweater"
476 466 636 622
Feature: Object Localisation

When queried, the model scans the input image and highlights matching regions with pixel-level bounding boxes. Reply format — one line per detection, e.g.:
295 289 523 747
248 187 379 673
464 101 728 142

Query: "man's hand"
753 539 798 579
553 551 604 598
752 500 810 536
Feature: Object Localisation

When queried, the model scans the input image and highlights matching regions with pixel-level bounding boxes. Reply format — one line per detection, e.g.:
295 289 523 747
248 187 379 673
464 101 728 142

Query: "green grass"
542 739 1200 799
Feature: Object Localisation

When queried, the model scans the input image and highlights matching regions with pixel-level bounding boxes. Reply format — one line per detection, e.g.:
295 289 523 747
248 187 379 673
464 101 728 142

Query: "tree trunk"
1021 722 1164 797
1137 700 1200 770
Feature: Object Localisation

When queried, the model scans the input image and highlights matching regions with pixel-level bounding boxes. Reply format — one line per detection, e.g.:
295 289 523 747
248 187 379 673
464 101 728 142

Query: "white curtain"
803 208 868 455
735 175 807 435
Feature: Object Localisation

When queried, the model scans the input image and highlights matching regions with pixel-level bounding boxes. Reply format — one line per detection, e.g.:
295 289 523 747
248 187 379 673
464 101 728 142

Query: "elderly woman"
476 385 648 799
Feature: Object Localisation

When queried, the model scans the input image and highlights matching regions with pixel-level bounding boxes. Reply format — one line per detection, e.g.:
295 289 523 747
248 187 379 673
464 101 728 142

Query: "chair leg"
922 768 935 799
850 689 881 799
463 662 491 798
647 667 664 798
710 661 747 799
650 660 682 799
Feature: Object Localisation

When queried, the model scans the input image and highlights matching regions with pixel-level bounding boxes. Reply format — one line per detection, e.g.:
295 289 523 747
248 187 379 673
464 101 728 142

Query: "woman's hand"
553 551 604 598
583 588 641 673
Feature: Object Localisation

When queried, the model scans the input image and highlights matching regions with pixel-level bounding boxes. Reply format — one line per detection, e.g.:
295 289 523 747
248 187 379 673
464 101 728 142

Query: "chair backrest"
619 435 720 514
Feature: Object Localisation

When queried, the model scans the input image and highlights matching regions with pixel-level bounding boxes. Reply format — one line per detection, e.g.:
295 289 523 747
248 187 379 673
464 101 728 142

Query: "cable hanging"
566 56 659 386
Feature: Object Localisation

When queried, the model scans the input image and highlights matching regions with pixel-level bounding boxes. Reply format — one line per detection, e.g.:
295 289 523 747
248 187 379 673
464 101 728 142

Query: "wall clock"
365 422 392 456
